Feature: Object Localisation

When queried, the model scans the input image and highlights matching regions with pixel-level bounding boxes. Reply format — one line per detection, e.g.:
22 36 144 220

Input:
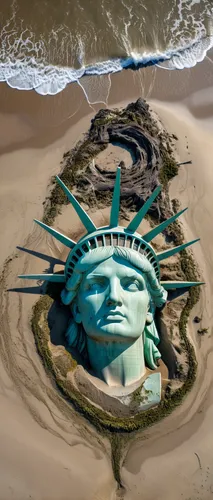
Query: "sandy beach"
122 99 213 499
1 57 213 499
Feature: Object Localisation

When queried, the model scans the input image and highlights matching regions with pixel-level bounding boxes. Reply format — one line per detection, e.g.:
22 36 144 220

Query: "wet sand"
0 59 213 499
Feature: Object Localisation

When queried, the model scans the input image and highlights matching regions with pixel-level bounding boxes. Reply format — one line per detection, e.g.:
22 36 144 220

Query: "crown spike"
143 207 188 242
110 167 121 228
18 274 66 282
157 238 200 262
34 219 75 249
161 281 204 290
127 185 161 232
56 176 96 234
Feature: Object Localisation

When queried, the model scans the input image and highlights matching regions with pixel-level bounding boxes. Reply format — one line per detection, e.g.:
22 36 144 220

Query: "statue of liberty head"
19 168 202 387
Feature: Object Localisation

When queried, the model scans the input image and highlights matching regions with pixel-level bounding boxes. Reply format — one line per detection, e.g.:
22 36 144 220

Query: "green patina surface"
21 167 202 388
32 233 200 484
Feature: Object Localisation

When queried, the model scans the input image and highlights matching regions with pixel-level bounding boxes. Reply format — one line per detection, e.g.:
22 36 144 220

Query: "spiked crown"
19 167 203 292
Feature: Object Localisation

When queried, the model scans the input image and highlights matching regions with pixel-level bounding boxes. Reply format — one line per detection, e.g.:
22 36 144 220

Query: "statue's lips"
104 311 125 321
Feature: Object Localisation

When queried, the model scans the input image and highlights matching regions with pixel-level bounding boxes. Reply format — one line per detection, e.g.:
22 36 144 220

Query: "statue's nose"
106 279 122 306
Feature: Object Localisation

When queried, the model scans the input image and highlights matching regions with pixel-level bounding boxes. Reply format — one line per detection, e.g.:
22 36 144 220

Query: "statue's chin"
85 323 142 342
86 331 141 343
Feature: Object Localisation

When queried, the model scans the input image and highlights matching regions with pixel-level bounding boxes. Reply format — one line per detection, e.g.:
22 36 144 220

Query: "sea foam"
0 35 213 97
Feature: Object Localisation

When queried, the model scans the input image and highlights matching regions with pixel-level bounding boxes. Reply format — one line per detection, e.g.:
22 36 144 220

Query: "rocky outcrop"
74 98 176 219
43 98 177 225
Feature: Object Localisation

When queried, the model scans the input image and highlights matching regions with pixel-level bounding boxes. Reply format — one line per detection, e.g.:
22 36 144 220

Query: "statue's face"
73 255 150 342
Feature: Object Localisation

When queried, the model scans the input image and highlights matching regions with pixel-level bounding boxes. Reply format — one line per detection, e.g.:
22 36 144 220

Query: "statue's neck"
86 336 146 387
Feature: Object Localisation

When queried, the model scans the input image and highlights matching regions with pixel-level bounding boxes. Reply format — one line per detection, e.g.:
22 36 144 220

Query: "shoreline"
0 68 213 499
0 35 213 97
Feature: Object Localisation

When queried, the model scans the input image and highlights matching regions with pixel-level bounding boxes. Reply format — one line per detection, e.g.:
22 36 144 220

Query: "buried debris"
197 327 209 336
194 315 202 323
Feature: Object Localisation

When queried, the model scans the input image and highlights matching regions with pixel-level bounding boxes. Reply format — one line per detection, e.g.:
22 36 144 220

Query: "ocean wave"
0 34 213 96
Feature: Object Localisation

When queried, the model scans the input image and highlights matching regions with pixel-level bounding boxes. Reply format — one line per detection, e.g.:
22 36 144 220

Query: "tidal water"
0 0 213 96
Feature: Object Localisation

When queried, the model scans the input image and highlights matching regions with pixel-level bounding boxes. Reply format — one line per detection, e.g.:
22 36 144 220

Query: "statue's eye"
122 279 142 291
86 278 107 292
